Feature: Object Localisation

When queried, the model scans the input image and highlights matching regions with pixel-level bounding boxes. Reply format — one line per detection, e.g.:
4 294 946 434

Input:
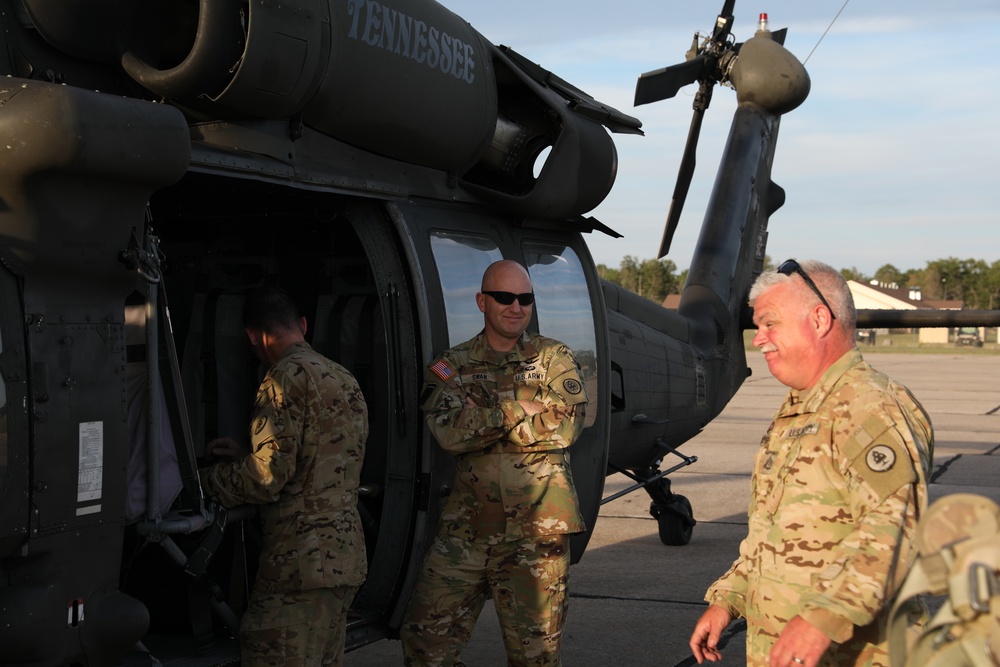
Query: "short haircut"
243 285 302 333
750 259 857 327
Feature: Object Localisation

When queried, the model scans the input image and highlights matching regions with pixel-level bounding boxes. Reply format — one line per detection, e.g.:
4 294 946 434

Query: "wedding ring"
792 659 805 665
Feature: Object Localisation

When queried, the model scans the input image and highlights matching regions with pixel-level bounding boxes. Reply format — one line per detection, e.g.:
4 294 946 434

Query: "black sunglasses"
776 259 837 320
481 290 535 306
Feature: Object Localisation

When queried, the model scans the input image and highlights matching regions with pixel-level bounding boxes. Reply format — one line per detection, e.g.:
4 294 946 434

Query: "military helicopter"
2 1 998 665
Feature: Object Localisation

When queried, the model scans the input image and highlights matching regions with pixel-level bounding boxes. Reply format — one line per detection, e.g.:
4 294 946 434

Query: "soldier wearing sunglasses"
690 259 933 667
401 260 588 667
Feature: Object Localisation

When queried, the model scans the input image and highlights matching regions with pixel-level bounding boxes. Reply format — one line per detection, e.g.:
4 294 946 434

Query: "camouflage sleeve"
796 401 926 642
202 367 302 507
797 483 919 642
503 351 588 451
704 538 751 618
419 345 589 454
420 365 509 455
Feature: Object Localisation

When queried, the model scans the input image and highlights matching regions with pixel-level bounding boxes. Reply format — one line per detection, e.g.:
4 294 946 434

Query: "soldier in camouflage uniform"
200 286 368 667
888 492 1000 667
400 260 588 667
689 260 933 667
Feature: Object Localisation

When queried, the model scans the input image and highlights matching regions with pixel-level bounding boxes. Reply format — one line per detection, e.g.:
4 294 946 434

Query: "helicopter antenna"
804 0 851 64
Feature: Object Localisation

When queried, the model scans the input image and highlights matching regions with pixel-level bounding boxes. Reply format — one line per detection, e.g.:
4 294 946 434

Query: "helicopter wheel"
650 495 694 546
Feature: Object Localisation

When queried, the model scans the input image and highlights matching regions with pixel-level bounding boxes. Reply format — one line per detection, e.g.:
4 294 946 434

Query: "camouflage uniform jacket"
202 341 369 593
420 330 588 542
706 348 933 664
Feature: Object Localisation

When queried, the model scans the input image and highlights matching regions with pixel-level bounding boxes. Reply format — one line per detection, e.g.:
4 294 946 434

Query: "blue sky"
443 0 1000 276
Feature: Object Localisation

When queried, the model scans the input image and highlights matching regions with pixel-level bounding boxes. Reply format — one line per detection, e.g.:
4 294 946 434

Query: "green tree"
617 255 641 295
599 255 681 304
924 257 987 305
600 254 1000 309
596 263 618 284
873 264 904 287
986 260 1000 310
960 259 991 308
638 257 679 303
920 262 945 299
899 268 921 289
839 266 869 284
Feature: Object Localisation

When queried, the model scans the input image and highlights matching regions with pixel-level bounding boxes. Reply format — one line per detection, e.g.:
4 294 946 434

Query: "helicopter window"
522 242 597 356
523 242 598 427
429 231 502 345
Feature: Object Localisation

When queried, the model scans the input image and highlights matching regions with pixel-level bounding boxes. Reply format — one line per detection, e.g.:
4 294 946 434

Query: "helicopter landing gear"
649 490 695 546
603 438 698 546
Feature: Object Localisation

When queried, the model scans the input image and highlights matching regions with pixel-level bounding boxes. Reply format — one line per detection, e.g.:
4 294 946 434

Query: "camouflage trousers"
239 585 358 667
400 533 571 667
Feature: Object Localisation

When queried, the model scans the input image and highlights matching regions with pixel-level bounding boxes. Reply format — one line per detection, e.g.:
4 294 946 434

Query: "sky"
442 0 1000 276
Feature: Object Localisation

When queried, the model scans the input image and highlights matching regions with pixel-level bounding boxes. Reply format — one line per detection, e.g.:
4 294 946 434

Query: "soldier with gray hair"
400 259 589 667
200 285 368 666
689 259 934 667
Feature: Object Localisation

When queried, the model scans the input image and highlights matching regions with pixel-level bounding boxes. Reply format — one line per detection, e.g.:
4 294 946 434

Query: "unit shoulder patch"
865 444 896 473
850 439 914 500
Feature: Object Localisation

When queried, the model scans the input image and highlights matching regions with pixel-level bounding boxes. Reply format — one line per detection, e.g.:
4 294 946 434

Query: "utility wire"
804 0 851 64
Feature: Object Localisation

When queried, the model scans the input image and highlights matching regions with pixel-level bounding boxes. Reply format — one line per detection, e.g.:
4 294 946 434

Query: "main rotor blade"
713 0 736 41
658 87 712 259
634 56 705 107
720 0 736 19
650 0 734 257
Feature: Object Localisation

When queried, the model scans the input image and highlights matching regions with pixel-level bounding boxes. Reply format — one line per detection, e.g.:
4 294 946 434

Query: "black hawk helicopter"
1 0 997 664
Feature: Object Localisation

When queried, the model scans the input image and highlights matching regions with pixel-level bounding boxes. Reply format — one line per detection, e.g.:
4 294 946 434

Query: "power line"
804 0 851 64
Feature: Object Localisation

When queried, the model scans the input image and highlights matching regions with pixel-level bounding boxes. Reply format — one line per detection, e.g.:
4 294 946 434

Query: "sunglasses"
481 290 535 306
776 259 836 320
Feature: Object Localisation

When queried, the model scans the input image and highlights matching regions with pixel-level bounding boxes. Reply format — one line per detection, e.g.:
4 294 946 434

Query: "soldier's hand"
206 436 248 463
769 615 831 667
689 604 731 663
517 400 545 416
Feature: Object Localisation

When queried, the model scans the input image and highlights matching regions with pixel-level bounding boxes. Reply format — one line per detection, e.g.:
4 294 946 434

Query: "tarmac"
345 351 1000 666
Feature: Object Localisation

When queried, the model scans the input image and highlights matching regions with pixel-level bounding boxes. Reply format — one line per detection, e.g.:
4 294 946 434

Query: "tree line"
597 256 1000 310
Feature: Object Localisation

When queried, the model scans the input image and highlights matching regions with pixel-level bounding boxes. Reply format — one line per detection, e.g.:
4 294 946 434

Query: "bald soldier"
400 260 589 667
689 259 933 667
201 286 368 666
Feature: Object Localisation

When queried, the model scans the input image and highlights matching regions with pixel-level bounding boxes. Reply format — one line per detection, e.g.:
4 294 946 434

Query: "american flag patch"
430 359 456 381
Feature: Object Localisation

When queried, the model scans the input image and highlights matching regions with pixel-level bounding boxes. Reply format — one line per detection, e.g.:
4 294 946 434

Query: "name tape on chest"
785 423 819 439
